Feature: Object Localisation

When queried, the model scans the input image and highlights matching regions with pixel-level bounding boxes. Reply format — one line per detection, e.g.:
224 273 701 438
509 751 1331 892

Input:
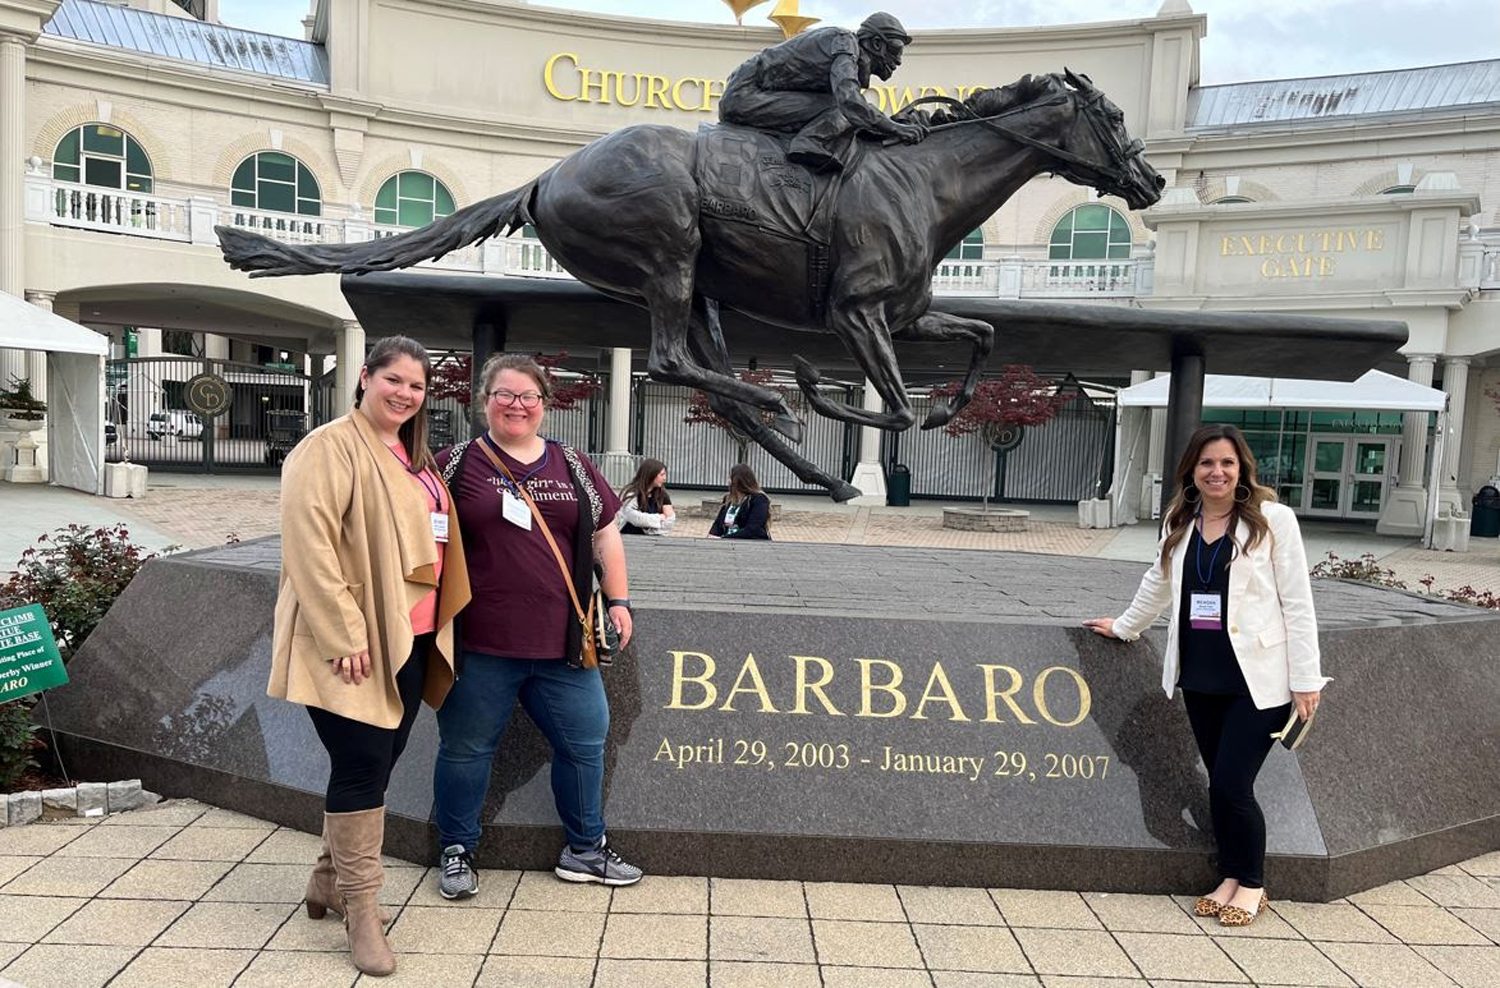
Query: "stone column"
598 346 634 486
22 290 54 404
334 319 365 413
848 378 887 504
1377 354 1436 536
0 37 28 386
1437 357 1470 515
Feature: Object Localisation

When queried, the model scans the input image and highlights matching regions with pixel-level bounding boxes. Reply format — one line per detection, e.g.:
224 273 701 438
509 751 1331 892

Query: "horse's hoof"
830 481 862 503
772 414 804 444
922 402 953 430
791 354 821 386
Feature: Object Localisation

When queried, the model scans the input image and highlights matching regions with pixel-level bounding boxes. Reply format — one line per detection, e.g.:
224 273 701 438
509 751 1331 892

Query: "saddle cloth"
693 123 857 321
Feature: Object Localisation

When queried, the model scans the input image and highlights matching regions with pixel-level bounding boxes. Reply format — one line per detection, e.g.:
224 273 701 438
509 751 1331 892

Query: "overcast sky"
218 1 1497 85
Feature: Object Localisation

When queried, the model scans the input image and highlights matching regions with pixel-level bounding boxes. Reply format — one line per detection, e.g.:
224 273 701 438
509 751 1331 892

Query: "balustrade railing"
45 181 191 242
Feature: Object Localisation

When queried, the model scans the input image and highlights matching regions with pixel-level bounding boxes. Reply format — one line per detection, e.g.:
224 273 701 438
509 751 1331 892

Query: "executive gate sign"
45 538 1500 900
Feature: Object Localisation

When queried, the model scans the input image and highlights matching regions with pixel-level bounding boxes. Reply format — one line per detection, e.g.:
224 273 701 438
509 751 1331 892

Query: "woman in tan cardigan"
270 335 470 977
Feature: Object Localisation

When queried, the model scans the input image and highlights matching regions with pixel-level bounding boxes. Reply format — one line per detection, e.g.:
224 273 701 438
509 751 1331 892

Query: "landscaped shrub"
0 523 162 660
0 700 41 790
1310 551 1500 609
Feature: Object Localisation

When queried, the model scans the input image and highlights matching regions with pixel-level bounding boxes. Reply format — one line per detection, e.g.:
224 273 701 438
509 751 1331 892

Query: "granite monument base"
46 537 1500 901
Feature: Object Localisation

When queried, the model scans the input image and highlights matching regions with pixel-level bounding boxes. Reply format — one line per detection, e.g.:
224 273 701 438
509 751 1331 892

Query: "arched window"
374 171 456 228
53 124 152 193
1212 196 1252 204
1048 204 1132 260
231 151 320 215
945 228 984 260
1381 185 1416 195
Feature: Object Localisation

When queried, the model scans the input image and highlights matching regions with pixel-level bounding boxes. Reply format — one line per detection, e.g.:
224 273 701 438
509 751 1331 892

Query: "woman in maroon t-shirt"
431 353 643 897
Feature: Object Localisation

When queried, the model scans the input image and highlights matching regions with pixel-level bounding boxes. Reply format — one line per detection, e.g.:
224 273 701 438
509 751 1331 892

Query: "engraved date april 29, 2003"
651 738 1111 783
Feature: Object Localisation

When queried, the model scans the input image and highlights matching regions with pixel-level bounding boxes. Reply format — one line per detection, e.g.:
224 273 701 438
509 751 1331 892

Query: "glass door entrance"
1302 438 1395 518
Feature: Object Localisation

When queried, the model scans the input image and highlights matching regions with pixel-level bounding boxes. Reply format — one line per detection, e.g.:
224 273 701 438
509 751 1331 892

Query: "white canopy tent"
1115 370 1447 412
0 290 109 494
1115 369 1451 546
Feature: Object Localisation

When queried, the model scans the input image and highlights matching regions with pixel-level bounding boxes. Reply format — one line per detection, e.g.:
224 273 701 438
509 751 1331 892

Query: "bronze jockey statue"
719 11 928 172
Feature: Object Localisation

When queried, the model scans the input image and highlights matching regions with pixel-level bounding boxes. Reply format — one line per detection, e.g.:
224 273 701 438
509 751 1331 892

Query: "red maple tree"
929 364 1069 439
429 351 601 410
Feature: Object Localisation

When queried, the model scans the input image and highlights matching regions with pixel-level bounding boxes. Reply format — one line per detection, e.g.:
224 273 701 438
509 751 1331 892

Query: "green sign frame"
0 604 69 701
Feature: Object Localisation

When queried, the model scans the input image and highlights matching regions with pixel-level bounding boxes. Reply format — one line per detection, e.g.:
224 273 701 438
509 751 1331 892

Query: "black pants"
307 634 433 813
1181 690 1292 889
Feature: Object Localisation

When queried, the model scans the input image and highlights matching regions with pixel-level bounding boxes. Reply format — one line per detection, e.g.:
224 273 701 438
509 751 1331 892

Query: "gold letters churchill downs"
665 651 1093 727
543 52 980 115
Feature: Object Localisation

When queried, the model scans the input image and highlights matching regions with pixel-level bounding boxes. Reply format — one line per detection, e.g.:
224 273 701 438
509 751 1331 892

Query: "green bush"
0 700 41 790
0 523 162 660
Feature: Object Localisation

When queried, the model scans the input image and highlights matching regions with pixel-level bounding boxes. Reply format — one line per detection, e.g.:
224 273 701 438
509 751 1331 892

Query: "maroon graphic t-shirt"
438 439 620 659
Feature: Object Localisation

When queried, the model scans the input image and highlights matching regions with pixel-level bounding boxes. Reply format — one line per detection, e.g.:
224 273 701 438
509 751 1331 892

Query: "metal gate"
883 383 1116 503
106 356 312 473
632 378 859 494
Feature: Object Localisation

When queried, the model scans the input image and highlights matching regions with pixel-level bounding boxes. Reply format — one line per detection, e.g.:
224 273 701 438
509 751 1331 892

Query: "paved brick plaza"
0 799 1495 987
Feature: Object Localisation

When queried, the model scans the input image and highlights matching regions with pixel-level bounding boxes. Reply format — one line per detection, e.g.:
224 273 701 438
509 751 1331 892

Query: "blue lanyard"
1194 514 1227 586
481 434 549 493
386 444 444 513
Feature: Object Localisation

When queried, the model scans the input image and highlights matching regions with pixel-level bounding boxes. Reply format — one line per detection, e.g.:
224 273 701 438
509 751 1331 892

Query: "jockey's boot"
788 113 849 172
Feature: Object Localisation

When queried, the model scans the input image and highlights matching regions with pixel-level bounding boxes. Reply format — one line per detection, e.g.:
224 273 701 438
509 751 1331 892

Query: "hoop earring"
1183 485 1201 504
1234 485 1250 504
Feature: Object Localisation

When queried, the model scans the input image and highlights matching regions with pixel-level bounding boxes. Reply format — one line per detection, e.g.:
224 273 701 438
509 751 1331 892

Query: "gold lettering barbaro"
1217 227 1388 280
665 650 1093 727
543 52 980 115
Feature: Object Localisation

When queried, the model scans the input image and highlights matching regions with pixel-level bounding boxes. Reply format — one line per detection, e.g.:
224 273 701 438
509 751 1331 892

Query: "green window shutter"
398 198 433 227
1073 204 1109 230
258 181 295 213
435 183 456 216
54 164 80 182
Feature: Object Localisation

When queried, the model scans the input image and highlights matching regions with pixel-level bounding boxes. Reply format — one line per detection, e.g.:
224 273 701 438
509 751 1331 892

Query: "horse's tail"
215 179 538 277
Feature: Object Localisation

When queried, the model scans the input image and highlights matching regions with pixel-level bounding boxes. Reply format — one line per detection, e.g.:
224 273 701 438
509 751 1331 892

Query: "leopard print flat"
1218 890 1269 927
1194 896 1224 917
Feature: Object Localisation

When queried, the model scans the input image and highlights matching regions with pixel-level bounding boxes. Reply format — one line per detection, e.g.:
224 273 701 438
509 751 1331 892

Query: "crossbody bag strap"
473 440 593 629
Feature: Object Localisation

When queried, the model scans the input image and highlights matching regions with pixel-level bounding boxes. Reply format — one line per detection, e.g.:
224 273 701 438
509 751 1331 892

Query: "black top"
709 492 772 540
1177 526 1250 695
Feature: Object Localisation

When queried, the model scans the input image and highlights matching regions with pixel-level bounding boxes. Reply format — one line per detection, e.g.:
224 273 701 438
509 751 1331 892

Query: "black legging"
1181 690 1292 889
306 633 433 813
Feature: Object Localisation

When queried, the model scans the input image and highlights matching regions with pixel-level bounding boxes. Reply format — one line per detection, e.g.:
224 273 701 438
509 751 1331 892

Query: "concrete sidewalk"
0 799 1494 988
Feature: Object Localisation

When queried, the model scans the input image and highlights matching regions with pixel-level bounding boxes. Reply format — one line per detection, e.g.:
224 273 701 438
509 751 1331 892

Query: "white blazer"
1112 501 1328 710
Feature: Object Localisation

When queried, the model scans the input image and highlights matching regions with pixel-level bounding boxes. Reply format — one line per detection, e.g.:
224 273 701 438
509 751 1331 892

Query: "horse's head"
1047 69 1163 210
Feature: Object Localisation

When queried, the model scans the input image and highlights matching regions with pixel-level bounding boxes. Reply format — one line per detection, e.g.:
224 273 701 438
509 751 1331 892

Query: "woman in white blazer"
1085 424 1326 928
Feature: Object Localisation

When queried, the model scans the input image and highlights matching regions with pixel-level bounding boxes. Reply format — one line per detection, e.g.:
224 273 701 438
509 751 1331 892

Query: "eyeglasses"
486 389 544 409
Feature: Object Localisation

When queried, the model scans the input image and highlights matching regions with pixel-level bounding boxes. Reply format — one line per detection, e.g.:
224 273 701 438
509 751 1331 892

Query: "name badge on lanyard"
502 489 532 530
431 511 449 542
1189 592 1223 630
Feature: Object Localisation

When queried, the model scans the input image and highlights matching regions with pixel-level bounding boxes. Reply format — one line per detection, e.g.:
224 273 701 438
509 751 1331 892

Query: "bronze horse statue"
218 70 1162 500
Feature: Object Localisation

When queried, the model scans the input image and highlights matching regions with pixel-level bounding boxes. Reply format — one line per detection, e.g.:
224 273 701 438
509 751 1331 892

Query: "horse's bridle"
898 86 1145 193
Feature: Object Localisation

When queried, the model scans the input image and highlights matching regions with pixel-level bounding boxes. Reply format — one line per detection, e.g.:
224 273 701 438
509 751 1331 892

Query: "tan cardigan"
269 412 471 728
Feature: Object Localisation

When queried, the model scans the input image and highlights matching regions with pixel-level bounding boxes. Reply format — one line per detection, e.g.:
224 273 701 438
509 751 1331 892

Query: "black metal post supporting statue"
217 13 1164 501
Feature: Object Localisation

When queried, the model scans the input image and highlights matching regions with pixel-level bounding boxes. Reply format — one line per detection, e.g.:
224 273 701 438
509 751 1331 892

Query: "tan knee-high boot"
306 822 391 923
324 808 396 977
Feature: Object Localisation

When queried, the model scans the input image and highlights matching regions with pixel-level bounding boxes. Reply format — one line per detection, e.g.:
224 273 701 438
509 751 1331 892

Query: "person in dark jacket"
709 464 773 540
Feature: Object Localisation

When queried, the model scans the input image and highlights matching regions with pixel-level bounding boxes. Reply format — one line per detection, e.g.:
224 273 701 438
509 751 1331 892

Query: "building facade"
1 0 1496 526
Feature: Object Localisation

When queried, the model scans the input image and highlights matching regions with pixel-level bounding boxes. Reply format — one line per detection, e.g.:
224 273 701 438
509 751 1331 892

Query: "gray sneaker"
439 844 478 899
554 835 643 886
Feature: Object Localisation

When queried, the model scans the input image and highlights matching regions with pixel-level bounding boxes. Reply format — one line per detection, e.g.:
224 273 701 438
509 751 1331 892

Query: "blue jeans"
433 653 609 853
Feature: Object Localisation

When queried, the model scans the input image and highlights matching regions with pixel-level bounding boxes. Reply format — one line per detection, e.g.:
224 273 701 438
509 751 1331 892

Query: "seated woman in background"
709 463 772 540
617 458 676 536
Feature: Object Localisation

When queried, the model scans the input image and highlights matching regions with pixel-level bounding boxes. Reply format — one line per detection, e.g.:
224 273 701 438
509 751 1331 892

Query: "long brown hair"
621 458 668 509
1158 424 1276 571
354 335 435 472
724 463 764 504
